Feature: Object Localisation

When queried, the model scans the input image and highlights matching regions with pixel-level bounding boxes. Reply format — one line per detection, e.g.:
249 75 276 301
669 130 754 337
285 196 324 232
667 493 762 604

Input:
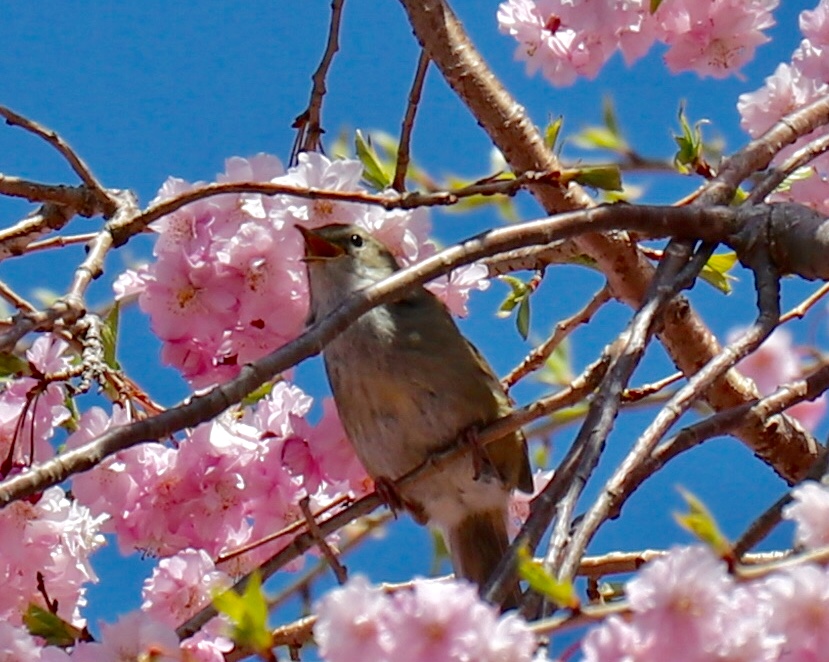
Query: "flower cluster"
0 487 105 631
583 480 829 661
738 0 829 214
120 152 489 388
731 326 826 431
0 335 72 471
67 382 367 570
0 335 105 643
497 0 778 86
314 576 537 662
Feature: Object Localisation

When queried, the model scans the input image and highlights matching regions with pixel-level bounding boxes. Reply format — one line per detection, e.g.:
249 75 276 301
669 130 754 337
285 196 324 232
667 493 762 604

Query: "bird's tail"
446 508 521 610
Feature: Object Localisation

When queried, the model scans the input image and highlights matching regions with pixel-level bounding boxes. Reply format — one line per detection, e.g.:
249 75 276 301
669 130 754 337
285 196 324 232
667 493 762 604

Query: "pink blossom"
112 264 150 301
796 1 829 83
0 486 105 628
273 151 366 228
67 384 354 572
387 580 498 662
656 0 778 79
314 576 536 662
709 585 782 662
626 545 733 659
582 615 649 662
498 0 776 86
758 563 829 659
0 335 72 470
71 612 183 662
141 549 231 626
0 622 71 662
508 469 554 538
487 613 539 662
497 0 624 86
30 488 106 622
314 575 395 662
738 63 829 139
426 263 491 317
784 480 829 550
180 631 234 662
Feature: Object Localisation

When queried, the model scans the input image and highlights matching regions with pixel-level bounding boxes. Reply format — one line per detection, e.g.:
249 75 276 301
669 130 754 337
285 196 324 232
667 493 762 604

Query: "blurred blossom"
314 575 536 662
784 480 829 549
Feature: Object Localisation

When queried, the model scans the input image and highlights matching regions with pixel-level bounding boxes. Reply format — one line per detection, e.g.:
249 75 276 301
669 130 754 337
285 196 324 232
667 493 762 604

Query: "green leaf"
242 380 277 407
650 0 664 11
699 251 738 293
496 275 530 317
0 352 28 378
24 604 85 647
540 339 573 385
673 105 709 174
602 96 620 138
572 126 626 152
569 165 623 191
549 401 589 426
774 165 814 194
355 130 392 190
101 303 121 370
674 486 732 557
213 571 273 654
431 529 451 575
516 297 531 340
517 547 579 609
544 116 563 150
497 276 534 338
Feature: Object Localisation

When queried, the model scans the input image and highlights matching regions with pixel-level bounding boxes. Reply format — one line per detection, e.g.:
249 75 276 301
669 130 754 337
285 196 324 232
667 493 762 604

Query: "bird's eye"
349 234 364 248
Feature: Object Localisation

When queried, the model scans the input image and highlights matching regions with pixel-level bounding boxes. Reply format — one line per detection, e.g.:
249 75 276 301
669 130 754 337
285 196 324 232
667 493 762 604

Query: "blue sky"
0 0 823 654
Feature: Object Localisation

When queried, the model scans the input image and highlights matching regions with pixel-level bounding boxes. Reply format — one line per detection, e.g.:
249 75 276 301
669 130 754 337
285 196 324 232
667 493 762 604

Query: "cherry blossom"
314 576 537 662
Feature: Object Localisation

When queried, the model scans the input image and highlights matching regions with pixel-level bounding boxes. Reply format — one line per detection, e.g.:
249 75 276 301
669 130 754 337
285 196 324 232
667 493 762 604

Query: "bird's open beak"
297 225 344 261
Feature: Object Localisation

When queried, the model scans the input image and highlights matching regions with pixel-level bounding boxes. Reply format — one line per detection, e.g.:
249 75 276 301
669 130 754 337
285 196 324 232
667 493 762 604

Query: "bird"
299 223 533 607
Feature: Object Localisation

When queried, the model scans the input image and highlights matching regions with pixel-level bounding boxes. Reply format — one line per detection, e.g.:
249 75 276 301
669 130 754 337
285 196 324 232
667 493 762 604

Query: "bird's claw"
374 476 404 518
461 426 494 481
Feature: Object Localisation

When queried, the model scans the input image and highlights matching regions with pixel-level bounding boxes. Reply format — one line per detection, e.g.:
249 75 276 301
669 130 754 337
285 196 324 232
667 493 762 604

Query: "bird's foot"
373 476 404 518
461 425 495 481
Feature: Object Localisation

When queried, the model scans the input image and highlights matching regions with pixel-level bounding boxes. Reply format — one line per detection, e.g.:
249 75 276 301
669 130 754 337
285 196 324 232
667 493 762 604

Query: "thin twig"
0 280 37 314
393 49 430 192
112 171 566 246
503 283 611 390
216 495 349 565
780 282 829 324
0 105 117 217
748 132 829 204
24 232 98 254
0 204 76 260
299 497 348 584
621 371 684 403
293 0 346 157
269 512 393 611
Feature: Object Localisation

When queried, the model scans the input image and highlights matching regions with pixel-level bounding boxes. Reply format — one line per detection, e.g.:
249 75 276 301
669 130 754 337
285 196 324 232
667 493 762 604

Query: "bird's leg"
373 476 405 518
460 425 497 482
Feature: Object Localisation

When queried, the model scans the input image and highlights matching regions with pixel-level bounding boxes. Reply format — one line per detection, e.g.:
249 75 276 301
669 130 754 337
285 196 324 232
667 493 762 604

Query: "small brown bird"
300 223 533 606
